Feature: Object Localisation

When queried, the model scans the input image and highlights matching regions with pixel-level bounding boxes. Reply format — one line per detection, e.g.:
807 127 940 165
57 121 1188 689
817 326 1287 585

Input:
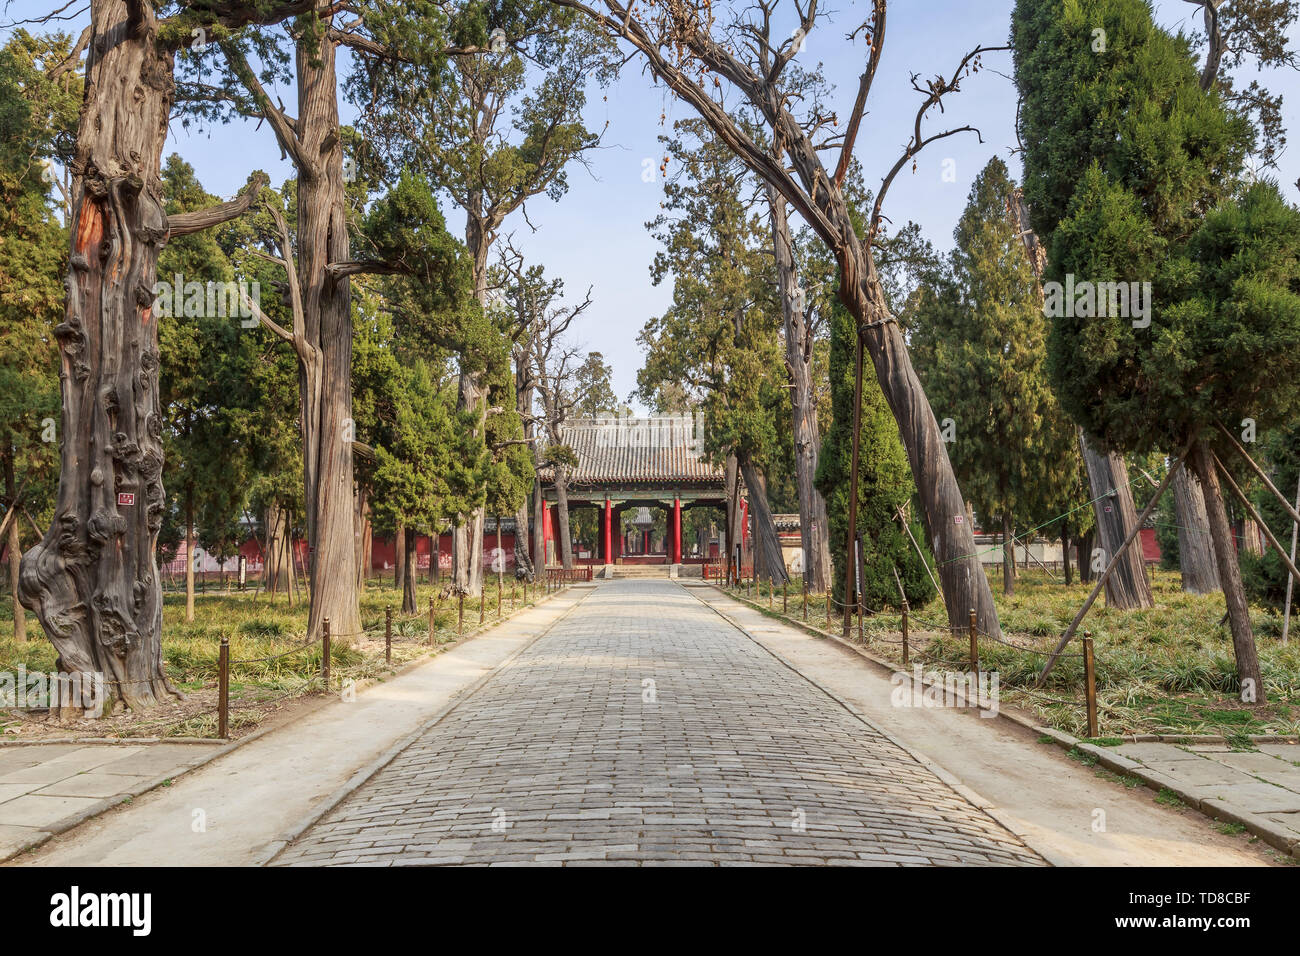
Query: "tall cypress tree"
911 157 1081 596
1014 0 1300 698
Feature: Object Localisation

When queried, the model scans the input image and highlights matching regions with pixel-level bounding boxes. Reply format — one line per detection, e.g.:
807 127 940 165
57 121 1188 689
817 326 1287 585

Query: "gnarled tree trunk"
394 517 405 590
1173 466 1221 594
1080 433 1154 609
296 28 360 643
768 186 831 591
19 0 179 713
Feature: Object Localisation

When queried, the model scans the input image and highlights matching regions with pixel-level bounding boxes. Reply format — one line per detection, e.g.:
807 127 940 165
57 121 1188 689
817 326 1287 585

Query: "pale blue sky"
5 1 1298 411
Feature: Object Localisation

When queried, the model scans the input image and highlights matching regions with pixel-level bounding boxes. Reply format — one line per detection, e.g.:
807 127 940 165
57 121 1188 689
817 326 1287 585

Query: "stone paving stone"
1256 744 1300 762
35 772 154 800
274 582 1044 867
1196 782 1300 814
1137 758 1247 788
0 793 101 828
1206 752 1300 791
1115 743 1206 762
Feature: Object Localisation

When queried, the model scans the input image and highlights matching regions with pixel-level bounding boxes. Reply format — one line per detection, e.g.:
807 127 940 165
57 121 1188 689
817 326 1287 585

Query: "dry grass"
741 569 1300 740
0 577 551 740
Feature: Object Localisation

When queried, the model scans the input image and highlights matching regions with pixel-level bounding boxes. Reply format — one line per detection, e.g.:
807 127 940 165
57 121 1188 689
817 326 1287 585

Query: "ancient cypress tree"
19 0 300 713
635 122 790 584
1014 0 1300 697
350 1 614 596
910 158 1080 597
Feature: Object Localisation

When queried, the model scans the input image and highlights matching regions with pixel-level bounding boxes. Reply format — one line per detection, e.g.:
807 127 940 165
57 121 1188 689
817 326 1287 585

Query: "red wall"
370 532 518 572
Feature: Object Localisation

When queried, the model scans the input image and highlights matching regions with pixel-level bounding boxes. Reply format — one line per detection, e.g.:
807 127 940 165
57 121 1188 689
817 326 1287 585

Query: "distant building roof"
539 416 726 486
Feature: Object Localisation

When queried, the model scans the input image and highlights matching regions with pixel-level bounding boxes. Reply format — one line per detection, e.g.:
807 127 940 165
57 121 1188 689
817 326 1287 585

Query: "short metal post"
901 600 910 668
218 635 229 740
385 605 393 664
428 596 435 645
1083 631 1098 738
826 591 832 631
480 588 485 624
458 592 464 635
968 608 979 680
498 578 503 619
802 579 808 622
782 580 787 613
322 617 331 688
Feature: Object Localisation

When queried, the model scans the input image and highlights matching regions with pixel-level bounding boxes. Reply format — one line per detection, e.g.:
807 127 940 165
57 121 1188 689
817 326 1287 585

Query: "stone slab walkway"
1108 742 1300 845
692 585 1280 865
0 742 217 859
12 589 590 866
273 581 1044 866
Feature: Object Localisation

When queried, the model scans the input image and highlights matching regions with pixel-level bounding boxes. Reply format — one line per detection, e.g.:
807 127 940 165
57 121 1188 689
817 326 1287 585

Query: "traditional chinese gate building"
537 417 746 567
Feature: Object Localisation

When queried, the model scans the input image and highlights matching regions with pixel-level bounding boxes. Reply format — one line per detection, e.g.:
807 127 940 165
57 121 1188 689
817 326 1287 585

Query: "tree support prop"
1036 439 1193 686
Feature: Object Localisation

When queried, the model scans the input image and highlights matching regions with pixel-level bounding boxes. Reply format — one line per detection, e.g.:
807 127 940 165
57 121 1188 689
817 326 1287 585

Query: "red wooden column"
542 502 553 566
603 497 612 562
672 497 682 563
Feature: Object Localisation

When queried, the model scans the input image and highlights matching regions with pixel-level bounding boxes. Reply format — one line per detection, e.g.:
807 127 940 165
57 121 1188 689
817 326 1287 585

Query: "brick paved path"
274 582 1044 866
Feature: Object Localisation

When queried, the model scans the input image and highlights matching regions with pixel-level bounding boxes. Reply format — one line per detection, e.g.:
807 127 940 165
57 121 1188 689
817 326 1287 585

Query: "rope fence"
708 564 1104 737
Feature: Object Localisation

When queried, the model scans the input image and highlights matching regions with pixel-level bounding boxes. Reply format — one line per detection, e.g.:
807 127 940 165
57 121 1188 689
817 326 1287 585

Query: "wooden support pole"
1036 439 1192 686
1213 451 1300 587
458 592 464 636
1285 474 1300 645
385 605 393 664
901 600 910 668
322 618 331 688
218 636 230 740
1216 422 1300 526
968 608 979 681
1083 632 1098 739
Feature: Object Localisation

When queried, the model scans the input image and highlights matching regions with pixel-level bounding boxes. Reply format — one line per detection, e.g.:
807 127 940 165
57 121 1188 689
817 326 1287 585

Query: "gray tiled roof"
538 418 725 485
